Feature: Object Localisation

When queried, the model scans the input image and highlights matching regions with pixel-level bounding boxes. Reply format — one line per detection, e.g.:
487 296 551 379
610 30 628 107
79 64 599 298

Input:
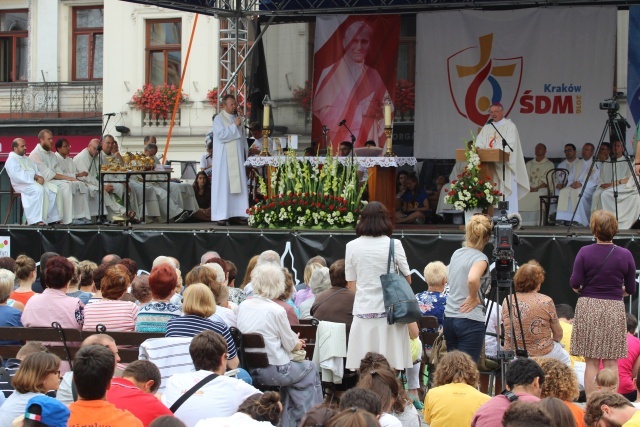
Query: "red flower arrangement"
292 81 313 115
394 80 415 115
131 84 188 119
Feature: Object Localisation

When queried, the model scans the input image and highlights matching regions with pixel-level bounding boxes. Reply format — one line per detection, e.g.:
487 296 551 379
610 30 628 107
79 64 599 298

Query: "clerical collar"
494 118 507 126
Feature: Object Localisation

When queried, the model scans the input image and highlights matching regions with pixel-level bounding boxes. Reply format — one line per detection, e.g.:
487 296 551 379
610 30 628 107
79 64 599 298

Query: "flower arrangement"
394 80 415 116
292 81 313 115
207 86 251 115
445 142 502 211
247 150 367 229
131 83 188 119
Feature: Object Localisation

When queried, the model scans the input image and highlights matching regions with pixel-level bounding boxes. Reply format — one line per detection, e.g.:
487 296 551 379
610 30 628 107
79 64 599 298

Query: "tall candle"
263 104 270 128
384 103 392 127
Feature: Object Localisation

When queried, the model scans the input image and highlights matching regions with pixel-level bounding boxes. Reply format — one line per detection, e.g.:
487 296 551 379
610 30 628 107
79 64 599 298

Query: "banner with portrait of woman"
312 15 401 151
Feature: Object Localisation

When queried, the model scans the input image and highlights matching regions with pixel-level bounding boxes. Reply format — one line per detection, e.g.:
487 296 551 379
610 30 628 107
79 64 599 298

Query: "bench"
0 326 164 365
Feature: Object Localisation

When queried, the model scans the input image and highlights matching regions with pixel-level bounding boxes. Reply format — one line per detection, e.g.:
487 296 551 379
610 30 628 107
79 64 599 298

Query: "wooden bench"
0 326 164 364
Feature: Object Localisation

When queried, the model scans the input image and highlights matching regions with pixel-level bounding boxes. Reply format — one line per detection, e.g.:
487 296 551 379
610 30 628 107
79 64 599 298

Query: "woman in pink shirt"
21 256 84 330
83 266 139 332
618 313 640 401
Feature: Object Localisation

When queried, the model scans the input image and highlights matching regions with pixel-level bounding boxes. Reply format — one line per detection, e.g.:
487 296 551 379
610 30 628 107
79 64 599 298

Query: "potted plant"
131 83 188 125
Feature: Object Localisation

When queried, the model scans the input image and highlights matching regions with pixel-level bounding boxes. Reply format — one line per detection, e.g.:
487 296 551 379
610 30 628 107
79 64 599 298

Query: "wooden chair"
240 332 278 392
3 183 23 225
291 323 317 361
539 168 569 226
418 316 440 391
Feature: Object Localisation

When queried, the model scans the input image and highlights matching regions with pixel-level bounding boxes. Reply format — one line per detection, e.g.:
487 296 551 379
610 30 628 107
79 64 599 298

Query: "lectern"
455 148 509 182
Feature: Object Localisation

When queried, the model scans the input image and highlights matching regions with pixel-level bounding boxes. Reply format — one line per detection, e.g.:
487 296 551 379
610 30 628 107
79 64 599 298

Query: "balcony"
0 81 102 120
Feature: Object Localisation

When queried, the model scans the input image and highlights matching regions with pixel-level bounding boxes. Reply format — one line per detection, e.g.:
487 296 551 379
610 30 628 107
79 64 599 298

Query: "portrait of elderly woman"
312 18 397 148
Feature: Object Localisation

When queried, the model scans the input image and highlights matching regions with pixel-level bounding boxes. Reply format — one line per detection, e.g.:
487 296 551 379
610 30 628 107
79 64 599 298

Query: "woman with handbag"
569 209 636 397
345 201 418 371
443 213 492 362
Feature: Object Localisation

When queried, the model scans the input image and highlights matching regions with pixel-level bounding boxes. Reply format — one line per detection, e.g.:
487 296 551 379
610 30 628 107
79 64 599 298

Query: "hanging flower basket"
131 83 188 119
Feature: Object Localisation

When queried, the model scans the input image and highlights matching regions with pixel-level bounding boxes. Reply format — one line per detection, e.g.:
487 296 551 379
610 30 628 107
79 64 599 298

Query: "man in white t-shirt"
162 331 260 427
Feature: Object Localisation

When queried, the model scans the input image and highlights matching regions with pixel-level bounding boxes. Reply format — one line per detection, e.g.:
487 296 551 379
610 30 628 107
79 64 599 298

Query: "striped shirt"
135 302 183 333
165 315 237 359
82 299 139 332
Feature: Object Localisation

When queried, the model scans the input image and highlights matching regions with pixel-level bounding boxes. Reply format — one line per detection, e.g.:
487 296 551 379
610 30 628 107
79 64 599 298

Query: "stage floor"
3 221 638 238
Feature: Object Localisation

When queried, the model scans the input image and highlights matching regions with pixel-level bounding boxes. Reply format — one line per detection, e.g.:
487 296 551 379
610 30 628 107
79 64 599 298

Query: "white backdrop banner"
415 7 616 159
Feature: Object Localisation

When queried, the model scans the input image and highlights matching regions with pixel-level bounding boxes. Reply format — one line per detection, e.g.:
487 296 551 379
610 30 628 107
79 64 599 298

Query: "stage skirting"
2 227 639 308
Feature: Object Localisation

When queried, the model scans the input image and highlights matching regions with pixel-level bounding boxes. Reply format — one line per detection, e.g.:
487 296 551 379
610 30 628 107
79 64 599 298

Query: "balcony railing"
0 81 102 120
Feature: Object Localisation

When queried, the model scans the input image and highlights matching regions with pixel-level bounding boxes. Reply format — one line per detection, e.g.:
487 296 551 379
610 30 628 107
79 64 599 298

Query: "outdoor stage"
2 221 639 307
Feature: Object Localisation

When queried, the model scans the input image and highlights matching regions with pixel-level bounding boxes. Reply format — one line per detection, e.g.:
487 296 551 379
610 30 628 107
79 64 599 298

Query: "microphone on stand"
103 113 116 117
486 118 494 125
338 119 347 127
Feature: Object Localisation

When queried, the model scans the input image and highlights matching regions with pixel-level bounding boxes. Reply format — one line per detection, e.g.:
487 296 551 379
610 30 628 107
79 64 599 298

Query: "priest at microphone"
474 102 529 213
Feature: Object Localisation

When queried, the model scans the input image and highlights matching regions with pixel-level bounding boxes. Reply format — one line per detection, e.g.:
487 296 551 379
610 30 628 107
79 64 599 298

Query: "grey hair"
257 250 281 267
424 261 448 288
200 251 220 265
0 269 14 303
152 255 178 269
251 264 285 299
309 267 331 295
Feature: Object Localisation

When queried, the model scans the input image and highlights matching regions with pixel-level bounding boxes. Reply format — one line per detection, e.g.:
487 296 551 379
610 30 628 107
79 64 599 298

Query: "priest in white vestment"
29 130 86 225
210 94 249 225
146 144 198 214
73 139 127 221
5 138 59 225
596 140 640 229
556 143 597 226
54 139 93 224
519 143 555 226
548 143 580 220
474 103 529 213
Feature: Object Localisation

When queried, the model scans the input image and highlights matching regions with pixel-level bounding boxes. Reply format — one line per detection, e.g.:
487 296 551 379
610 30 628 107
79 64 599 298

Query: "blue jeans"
443 317 485 362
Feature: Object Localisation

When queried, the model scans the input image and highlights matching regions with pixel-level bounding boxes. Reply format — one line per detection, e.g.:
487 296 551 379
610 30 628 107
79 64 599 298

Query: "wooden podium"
368 166 397 225
455 148 509 182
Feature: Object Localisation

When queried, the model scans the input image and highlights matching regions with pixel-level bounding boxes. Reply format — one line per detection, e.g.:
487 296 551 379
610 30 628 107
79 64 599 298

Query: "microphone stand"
490 121 513 203
97 114 114 224
322 126 329 153
341 121 357 163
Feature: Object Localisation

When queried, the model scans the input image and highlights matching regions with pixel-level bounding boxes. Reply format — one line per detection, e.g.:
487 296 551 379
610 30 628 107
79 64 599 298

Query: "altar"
245 156 417 222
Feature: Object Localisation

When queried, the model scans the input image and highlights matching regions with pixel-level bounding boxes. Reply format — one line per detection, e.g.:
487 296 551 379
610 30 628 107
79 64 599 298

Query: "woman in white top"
237 264 323 427
0 352 61 427
345 201 415 371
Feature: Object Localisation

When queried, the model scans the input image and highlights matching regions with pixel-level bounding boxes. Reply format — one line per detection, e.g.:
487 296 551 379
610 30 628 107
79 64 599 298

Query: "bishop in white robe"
595 141 640 229
5 139 59 225
210 95 249 223
29 131 83 225
519 143 555 226
475 104 529 213
55 144 93 222
72 140 127 220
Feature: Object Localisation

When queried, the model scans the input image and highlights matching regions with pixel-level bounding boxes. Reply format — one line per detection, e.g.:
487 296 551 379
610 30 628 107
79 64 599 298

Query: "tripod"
484 258 528 388
567 111 640 232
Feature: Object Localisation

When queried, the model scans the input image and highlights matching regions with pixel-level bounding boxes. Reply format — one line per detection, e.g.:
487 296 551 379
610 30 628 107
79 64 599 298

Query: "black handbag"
380 238 422 325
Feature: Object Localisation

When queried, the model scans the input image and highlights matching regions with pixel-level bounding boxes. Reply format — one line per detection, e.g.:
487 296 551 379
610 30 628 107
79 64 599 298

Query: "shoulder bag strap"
580 245 616 291
170 373 218 413
386 238 396 275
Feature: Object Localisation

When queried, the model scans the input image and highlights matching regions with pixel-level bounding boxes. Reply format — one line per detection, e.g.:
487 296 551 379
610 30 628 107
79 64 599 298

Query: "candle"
263 104 270 128
384 103 392 127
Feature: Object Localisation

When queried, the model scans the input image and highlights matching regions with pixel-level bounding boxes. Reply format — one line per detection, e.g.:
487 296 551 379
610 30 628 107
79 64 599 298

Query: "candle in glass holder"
384 103 392 127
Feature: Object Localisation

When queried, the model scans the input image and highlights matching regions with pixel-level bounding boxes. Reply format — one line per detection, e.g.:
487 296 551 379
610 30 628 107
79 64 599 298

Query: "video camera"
600 98 620 115
492 201 519 282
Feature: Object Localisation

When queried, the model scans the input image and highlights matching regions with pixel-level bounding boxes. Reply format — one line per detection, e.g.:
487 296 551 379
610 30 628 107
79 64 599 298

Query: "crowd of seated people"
0 208 638 426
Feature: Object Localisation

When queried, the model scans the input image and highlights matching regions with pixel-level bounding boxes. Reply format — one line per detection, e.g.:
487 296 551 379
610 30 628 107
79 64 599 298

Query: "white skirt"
345 316 413 370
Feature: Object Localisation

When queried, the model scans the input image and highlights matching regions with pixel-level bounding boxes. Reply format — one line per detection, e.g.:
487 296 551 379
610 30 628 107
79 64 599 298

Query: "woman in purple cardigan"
569 209 636 397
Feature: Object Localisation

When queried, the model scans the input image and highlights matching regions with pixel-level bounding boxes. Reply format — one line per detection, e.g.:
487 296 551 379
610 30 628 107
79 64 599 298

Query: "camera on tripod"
492 201 518 281
600 97 620 116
